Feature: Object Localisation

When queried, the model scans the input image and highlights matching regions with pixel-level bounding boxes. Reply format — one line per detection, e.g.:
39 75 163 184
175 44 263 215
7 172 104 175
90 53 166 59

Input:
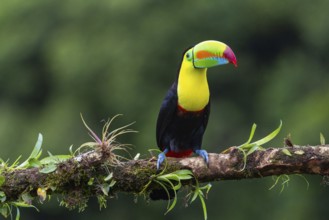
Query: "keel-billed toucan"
156 40 237 169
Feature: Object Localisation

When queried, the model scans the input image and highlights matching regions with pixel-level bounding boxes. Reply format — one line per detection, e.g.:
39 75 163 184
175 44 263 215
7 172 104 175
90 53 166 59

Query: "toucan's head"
183 40 237 69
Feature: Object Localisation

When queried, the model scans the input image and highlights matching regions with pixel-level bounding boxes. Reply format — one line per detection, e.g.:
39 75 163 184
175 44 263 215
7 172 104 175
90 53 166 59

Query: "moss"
60 189 89 212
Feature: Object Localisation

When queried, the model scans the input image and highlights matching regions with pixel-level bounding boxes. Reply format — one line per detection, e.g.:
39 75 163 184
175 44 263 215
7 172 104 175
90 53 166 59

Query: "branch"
112 145 329 191
1 144 329 206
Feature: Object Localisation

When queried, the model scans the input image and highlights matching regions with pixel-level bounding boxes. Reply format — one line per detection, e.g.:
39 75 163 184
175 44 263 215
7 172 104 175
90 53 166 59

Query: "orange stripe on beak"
195 51 217 59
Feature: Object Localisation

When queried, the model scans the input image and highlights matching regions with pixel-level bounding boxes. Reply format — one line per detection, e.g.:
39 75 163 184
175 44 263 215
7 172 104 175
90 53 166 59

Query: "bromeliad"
156 40 237 169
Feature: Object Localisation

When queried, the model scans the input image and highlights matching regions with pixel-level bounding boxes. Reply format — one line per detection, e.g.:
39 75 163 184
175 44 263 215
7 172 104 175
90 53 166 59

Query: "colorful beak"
192 40 237 68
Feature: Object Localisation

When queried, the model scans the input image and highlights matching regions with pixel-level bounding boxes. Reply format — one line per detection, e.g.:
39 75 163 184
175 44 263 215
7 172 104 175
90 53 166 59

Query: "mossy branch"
0 118 328 219
2 144 329 202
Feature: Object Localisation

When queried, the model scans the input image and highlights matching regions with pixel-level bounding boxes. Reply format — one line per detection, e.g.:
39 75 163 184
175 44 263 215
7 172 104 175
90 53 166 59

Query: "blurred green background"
1 0 329 219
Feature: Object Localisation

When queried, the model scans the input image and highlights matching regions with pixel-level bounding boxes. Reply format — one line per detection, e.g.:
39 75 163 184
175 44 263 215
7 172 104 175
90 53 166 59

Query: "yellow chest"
177 64 210 111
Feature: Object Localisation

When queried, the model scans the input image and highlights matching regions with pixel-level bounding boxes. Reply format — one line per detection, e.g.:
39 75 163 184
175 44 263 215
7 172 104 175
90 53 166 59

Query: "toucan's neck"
177 60 210 111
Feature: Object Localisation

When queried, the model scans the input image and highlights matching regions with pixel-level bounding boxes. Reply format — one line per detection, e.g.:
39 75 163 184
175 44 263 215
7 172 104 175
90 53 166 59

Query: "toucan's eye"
185 51 192 61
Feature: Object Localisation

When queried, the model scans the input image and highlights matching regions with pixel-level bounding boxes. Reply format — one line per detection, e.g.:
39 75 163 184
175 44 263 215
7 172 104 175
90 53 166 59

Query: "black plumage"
156 81 210 157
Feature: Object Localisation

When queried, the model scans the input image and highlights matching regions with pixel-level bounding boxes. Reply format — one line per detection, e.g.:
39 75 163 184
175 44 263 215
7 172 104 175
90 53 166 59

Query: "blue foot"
157 149 168 170
195 149 209 165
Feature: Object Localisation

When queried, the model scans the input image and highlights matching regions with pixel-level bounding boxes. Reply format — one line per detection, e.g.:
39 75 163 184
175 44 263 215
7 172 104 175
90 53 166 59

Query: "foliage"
237 121 282 170
0 135 42 219
269 174 310 193
141 167 211 220
0 116 133 219
320 133 326 145
154 170 194 215
186 183 212 220
142 121 282 219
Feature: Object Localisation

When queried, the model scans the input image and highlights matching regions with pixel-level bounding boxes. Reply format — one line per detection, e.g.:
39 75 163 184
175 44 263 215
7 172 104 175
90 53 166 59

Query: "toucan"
156 40 237 169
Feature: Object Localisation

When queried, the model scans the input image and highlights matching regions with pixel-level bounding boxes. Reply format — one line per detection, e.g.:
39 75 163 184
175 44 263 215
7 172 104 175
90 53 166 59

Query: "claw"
157 149 168 170
195 149 209 165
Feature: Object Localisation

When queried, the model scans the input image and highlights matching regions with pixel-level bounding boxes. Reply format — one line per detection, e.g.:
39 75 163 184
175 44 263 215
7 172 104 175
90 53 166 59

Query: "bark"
1 145 329 205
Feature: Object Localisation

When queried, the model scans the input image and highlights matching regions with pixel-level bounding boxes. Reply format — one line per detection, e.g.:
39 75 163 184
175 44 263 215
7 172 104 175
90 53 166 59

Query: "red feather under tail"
166 150 193 158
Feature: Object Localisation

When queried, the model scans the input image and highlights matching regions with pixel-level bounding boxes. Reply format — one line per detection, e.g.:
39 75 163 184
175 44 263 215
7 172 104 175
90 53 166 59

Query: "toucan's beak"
192 40 237 68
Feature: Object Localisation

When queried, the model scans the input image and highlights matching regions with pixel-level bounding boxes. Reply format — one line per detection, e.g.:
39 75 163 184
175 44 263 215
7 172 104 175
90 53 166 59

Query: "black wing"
156 82 178 149
189 100 210 150
202 100 210 132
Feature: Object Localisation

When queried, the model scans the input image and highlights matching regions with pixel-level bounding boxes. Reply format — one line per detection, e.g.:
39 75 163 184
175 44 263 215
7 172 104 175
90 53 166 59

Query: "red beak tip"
231 60 238 67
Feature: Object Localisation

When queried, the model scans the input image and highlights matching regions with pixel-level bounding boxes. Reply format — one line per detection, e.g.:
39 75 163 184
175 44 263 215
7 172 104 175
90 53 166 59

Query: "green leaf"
39 164 57 174
246 144 259 156
18 133 43 168
11 202 39 211
104 173 113 182
0 191 6 203
174 174 192 180
109 180 116 187
294 150 305 155
171 169 193 176
282 148 292 156
320 133 326 145
0 204 9 217
189 183 211 220
158 174 179 182
269 176 281 191
31 133 43 159
251 120 282 146
21 192 33 204
158 170 193 182
9 155 22 168
100 183 110 196
205 184 212 194
239 121 282 151
239 124 257 149
133 153 140 160
245 123 257 145
190 190 199 203
172 170 193 180
163 180 177 214
69 145 74 155
199 193 208 220
40 155 72 164
88 178 94 186
15 207 20 220
269 175 290 193
152 170 194 215
154 172 182 214
279 175 290 193
157 175 181 191
0 176 5 187
28 158 41 168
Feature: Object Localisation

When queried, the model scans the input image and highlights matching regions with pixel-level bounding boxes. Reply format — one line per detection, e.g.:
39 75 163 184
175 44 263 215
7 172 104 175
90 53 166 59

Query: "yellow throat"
177 58 210 111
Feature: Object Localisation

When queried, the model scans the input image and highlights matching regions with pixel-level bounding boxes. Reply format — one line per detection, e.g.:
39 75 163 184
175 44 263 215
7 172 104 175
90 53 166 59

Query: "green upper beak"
192 40 237 68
